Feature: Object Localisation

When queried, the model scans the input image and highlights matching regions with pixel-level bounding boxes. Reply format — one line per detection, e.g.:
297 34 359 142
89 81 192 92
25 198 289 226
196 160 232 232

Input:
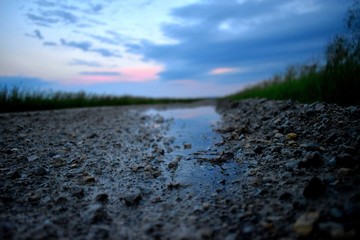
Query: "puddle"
145 106 243 194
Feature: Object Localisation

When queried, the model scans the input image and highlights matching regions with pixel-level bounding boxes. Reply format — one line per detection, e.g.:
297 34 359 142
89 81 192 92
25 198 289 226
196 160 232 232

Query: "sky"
0 0 353 98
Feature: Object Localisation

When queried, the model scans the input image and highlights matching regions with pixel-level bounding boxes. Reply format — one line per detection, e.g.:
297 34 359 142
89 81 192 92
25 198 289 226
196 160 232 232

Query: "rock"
253 145 264 154
274 133 284 139
279 192 292 201
32 166 47 176
27 155 39 162
336 153 357 168
96 193 109 203
168 160 179 170
123 190 142 206
293 211 320 236
318 222 345 238
285 159 300 171
286 133 298 140
299 152 323 168
183 143 192 149
303 177 326 199
85 204 112 224
70 187 84 198
83 175 96 184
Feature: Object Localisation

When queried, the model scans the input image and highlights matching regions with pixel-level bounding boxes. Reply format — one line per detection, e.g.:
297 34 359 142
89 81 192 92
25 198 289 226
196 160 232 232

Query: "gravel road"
1 99 359 239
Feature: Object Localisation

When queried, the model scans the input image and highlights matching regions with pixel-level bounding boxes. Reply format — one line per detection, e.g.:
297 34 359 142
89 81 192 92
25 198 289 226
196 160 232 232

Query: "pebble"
183 143 192 149
299 152 323 168
274 133 284 139
318 221 345 238
123 190 142 206
27 155 39 162
83 175 96 184
303 177 326 199
293 211 320 236
286 132 298 140
168 160 179 170
96 193 109 203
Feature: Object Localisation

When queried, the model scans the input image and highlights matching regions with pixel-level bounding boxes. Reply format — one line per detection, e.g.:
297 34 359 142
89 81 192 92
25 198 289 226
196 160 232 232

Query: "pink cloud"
119 65 163 82
209 67 240 75
73 65 163 84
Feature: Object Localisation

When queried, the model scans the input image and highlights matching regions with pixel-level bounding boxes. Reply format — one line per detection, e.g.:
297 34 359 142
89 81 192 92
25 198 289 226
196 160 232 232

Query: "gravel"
1 99 360 239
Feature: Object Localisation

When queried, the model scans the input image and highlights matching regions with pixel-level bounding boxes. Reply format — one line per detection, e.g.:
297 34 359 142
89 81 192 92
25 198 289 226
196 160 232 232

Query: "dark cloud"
130 0 349 83
88 34 120 45
26 13 58 27
90 4 103 13
43 41 57 46
69 59 101 67
79 71 121 76
25 29 44 40
44 9 78 24
91 48 122 58
60 39 92 51
60 38 121 58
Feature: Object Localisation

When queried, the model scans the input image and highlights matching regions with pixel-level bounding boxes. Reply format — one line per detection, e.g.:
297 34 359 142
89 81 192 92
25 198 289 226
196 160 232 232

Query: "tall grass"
226 62 360 106
228 1 360 106
227 62 360 106
0 87 200 113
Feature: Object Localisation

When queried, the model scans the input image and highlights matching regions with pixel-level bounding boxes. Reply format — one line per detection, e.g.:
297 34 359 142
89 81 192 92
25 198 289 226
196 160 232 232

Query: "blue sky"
0 0 352 98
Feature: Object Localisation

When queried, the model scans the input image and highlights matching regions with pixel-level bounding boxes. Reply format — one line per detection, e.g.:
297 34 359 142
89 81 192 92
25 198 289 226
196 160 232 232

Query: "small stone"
303 177 326 199
286 133 298 140
336 153 357 168
337 168 352 176
96 193 109 203
32 167 47 176
28 193 41 204
27 155 39 162
183 143 192 149
299 152 323 168
168 160 179 170
318 222 345 238
253 145 264 154
83 175 96 184
202 202 211 210
279 192 293 201
285 159 300 171
293 211 320 236
123 190 142 206
274 133 284 139
70 187 84 198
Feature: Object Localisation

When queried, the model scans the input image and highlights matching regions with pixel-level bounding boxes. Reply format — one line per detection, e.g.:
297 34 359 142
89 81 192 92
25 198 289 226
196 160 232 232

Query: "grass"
227 62 360 106
0 87 201 113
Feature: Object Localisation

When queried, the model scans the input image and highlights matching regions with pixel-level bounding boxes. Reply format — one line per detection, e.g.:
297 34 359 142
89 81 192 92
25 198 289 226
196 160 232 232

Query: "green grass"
0 87 201 113
227 62 360 106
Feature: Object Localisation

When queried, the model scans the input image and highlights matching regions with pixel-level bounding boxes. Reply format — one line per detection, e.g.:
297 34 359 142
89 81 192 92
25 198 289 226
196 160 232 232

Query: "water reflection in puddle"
145 106 242 193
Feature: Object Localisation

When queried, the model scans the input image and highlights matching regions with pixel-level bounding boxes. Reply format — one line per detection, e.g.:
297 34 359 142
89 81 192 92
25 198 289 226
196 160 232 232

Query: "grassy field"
227 62 360 106
0 87 200 113
228 1 360 107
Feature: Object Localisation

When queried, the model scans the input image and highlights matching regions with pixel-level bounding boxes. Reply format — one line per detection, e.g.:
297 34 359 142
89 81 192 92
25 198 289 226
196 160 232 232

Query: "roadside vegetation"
0 87 200 113
228 1 360 106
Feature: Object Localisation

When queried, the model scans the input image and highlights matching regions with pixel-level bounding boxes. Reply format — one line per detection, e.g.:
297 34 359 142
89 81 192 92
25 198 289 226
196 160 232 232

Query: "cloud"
91 48 122 58
69 59 101 67
60 38 92 51
129 0 348 83
60 38 121 58
25 29 44 40
43 41 57 46
209 67 243 75
79 71 121 76
26 13 58 27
